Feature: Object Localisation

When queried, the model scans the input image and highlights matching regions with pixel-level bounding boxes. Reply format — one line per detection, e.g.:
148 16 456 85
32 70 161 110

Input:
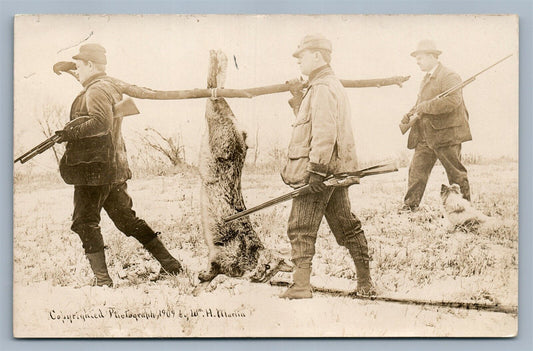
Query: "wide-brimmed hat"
72 43 107 64
292 34 332 58
410 39 442 57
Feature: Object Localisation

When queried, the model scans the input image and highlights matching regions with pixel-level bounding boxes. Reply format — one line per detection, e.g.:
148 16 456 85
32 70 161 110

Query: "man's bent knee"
71 224 105 254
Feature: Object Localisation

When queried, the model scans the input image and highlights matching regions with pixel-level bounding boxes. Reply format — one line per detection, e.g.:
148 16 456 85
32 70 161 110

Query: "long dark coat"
407 63 472 150
60 73 132 185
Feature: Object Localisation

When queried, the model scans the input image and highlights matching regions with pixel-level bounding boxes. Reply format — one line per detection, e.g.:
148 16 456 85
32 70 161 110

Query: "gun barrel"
473 53 513 77
222 163 398 224
438 54 512 99
223 190 302 223
400 53 513 135
14 136 55 163
15 135 60 164
19 140 54 164
15 99 138 165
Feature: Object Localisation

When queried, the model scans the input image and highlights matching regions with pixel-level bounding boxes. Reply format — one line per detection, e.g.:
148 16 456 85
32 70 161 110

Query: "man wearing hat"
400 40 472 212
55 43 183 287
280 34 375 299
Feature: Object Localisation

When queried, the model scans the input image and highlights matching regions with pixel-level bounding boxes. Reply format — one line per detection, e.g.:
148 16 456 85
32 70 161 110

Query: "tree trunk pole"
109 75 411 100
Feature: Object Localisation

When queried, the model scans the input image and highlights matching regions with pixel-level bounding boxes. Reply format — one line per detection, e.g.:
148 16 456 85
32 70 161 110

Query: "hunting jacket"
407 63 472 150
281 65 358 188
59 72 132 185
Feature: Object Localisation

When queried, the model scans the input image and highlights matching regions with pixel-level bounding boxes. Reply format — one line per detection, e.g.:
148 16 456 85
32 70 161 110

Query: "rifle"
399 54 513 135
223 163 398 224
14 98 139 164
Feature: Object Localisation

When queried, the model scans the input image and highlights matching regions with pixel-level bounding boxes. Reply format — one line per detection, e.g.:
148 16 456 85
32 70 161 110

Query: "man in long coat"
56 44 183 287
280 34 375 299
401 40 472 212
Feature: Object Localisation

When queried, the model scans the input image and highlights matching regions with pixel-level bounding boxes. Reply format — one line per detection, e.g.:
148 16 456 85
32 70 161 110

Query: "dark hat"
293 34 332 58
410 39 442 57
72 43 107 64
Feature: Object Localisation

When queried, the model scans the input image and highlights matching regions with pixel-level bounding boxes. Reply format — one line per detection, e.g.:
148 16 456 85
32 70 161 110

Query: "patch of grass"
13 161 519 314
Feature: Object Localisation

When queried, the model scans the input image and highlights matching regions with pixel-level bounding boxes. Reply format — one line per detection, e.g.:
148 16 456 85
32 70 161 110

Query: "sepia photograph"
12 14 518 337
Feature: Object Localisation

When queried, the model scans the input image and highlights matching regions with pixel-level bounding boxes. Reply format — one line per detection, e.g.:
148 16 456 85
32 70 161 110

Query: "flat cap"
72 43 107 64
293 34 332 58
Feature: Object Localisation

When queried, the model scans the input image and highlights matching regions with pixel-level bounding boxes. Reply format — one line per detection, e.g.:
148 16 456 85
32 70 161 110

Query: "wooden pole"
112 75 411 100
53 63 410 100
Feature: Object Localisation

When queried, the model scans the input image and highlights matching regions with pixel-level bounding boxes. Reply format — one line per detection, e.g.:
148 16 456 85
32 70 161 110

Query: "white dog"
440 184 489 232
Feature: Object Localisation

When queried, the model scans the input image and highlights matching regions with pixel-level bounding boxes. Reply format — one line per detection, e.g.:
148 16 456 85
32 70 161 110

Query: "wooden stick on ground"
269 278 518 315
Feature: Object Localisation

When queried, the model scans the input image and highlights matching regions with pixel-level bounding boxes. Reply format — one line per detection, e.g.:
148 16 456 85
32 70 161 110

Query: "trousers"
71 182 157 254
287 186 370 264
404 141 470 207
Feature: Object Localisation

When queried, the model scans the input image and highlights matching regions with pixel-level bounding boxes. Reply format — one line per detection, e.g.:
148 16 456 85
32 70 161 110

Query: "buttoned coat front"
407 63 472 150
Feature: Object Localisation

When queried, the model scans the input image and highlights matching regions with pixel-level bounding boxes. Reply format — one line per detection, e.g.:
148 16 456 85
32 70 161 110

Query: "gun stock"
399 114 419 135
113 97 140 118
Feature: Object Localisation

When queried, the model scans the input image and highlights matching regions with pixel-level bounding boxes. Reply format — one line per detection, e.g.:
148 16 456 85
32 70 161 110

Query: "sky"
13 14 518 168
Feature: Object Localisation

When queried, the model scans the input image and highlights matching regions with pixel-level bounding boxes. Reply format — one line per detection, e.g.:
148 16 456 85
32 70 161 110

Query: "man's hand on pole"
401 113 412 124
287 77 306 113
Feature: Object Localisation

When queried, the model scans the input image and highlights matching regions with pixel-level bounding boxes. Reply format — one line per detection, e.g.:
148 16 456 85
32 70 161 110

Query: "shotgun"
14 98 139 164
399 53 513 135
223 163 398 224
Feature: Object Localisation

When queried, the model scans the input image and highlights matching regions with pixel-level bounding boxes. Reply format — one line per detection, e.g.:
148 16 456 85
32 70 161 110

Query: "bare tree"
139 127 185 166
253 125 259 166
267 141 286 170
37 104 67 165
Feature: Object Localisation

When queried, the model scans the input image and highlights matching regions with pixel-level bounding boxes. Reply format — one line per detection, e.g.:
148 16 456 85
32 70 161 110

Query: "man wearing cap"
280 34 375 299
399 40 472 212
55 43 183 287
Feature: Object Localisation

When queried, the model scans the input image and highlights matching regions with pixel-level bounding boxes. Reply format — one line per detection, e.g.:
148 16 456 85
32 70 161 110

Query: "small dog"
440 184 489 232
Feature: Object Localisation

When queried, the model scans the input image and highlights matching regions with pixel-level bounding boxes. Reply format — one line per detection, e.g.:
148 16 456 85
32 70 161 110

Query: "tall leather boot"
143 237 183 275
354 260 376 296
86 251 114 287
280 260 312 299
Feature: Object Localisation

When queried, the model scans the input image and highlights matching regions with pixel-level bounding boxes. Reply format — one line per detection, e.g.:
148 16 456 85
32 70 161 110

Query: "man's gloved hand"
287 78 306 112
401 113 412 124
53 61 77 75
287 77 305 96
308 172 327 193
54 130 71 143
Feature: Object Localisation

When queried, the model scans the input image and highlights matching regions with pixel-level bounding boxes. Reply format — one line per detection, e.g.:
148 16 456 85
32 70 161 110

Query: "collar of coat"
81 72 107 89
308 64 334 84
427 62 440 77
425 62 443 81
